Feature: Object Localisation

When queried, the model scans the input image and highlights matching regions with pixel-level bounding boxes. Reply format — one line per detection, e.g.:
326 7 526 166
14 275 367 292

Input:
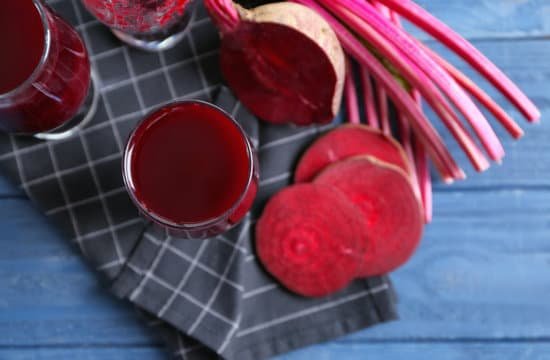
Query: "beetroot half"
216 2 345 125
255 183 368 297
315 156 423 276
295 124 412 183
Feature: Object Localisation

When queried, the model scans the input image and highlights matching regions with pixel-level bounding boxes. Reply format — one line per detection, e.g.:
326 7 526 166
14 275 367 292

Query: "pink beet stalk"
341 0 505 163
420 43 524 139
390 11 422 211
360 67 379 128
294 0 463 181
392 11 431 221
375 0 541 122
412 87 432 223
204 0 239 33
413 96 433 222
345 57 361 124
377 87 391 135
414 137 433 223
318 0 489 173
372 1 391 135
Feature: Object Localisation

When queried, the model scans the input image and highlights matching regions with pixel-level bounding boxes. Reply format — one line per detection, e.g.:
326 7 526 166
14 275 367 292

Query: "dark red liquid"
126 102 256 229
82 0 190 33
0 0 91 134
0 1 44 94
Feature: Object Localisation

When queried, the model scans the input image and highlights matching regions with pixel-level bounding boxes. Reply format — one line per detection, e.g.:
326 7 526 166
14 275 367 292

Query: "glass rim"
122 99 256 230
0 0 51 100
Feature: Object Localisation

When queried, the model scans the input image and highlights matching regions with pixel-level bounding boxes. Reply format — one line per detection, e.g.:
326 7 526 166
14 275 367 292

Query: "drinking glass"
0 0 98 141
123 100 259 239
81 0 197 51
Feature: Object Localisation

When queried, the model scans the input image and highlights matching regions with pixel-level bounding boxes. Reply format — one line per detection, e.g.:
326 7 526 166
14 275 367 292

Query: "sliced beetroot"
255 183 369 297
295 125 412 183
315 156 423 276
216 2 345 125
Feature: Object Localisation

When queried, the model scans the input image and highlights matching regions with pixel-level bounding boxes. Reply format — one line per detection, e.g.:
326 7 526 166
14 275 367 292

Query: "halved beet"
315 156 423 276
219 2 345 125
294 124 412 183
255 183 368 297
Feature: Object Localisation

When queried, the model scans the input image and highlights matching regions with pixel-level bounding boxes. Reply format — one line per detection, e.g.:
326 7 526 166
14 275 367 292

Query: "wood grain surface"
1 0 549 359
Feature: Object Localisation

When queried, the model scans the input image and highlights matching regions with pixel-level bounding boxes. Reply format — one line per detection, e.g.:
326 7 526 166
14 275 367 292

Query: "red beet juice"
0 0 91 134
123 101 258 238
81 0 195 51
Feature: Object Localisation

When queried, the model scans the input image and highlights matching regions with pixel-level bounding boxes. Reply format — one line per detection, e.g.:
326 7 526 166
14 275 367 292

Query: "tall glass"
123 101 259 239
0 0 98 141
81 0 197 51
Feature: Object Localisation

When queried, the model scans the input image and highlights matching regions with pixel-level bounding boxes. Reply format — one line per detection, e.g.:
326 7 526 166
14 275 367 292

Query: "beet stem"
359 67 379 128
412 89 433 222
346 0 505 162
420 42 524 139
345 57 361 124
320 0 488 173
294 0 462 181
375 0 540 122
372 1 391 135
204 0 240 34
391 11 432 222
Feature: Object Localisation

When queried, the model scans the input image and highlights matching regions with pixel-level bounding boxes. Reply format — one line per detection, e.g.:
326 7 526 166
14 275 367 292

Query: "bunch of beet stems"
205 0 539 222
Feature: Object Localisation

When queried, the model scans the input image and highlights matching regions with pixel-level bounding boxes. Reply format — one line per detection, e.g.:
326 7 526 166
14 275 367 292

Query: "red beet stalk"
294 0 463 181
412 90 433 223
376 87 390 135
375 0 540 122
345 57 361 124
419 43 524 139
203 0 239 33
317 0 488 173
360 67 379 128
372 1 391 135
339 0 505 163
390 10 431 222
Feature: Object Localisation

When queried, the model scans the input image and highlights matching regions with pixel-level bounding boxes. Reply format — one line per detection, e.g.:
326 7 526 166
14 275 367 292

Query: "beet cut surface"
295 125 412 183
256 183 369 297
315 156 423 276
220 3 345 126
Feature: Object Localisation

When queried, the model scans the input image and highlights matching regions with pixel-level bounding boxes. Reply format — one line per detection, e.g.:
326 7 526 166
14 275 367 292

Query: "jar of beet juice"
81 0 196 51
123 101 259 239
0 0 98 140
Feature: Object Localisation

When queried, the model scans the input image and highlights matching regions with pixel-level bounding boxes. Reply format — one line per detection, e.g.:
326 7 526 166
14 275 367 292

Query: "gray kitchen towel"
0 0 397 359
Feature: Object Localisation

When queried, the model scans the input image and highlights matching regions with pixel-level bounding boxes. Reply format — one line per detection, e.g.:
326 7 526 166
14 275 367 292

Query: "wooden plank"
0 347 167 360
0 199 160 346
419 38 550 187
0 175 23 198
1 189 550 346
408 0 550 40
2 343 550 360
279 343 550 360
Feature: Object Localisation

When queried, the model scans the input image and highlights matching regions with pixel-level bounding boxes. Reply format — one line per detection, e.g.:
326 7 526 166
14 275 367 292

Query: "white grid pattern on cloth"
138 232 244 291
157 240 210 317
0 1 397 358
187 218 251 335
235 283 390 338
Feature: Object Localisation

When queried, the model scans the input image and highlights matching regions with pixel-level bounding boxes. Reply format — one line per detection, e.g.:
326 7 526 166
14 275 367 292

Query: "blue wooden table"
1 1 550 359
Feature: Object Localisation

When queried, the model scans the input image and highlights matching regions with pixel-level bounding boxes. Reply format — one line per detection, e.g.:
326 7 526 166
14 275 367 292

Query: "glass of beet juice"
0 0 98 140
123 101 259 239
81 0 197 51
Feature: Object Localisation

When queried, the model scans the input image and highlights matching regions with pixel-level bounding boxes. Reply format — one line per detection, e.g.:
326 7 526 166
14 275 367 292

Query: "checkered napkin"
0 1 397 358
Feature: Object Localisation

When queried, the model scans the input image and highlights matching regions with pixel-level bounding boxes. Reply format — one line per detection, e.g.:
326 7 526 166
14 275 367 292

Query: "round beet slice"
295 124 412 183
315 156 423 276
255 183 368 297
219 2 345 126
